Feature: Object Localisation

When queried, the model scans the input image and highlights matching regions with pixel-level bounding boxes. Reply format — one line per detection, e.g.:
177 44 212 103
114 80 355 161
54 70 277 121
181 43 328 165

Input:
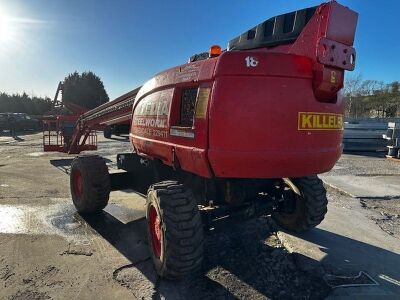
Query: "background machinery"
48 1 358 278
43 82 139 153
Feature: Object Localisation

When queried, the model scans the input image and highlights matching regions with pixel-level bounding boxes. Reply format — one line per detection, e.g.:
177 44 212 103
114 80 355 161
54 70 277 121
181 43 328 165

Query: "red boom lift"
43 82 139 153
49 1 358 278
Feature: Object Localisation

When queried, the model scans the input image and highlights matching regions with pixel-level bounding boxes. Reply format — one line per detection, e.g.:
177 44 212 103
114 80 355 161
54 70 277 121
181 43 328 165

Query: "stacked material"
343 121 388 151
383 122 400 158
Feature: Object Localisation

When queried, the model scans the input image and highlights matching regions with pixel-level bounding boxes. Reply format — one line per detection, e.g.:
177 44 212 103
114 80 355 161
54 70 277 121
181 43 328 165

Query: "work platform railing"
43 85 141 154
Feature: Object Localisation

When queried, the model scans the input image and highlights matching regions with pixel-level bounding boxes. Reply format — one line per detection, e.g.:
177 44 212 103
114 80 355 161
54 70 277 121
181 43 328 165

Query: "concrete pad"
0 136 15 144
278 200 400 297
107 189 146 223
320 174 400 198
326 286 399 299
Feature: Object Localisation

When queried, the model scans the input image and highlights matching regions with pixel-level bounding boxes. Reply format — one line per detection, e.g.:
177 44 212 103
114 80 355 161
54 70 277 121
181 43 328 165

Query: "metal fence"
343 118 400 152
384 122 400 158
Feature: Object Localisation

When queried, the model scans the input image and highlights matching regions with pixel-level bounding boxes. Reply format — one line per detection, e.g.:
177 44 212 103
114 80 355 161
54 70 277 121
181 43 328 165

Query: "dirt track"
0 132 399 299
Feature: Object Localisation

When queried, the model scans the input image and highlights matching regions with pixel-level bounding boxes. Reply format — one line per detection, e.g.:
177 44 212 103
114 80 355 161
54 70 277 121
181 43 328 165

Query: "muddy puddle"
0 202 146 242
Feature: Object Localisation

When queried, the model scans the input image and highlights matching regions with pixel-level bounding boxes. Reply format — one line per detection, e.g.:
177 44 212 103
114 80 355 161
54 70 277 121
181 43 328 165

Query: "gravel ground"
1 132 398 299
330 152 400 176
113 218 330 300
0 132 332 299
360 198 400 238
327 185 400 239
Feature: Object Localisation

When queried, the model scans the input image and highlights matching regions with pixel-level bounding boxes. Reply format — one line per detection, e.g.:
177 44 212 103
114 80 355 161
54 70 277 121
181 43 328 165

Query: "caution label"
298 112 343 130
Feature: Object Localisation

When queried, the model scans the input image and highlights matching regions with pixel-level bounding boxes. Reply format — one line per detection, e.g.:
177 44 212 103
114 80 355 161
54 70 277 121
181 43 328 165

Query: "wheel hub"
73 170 83 199
281 189 297 214
149 205 162 258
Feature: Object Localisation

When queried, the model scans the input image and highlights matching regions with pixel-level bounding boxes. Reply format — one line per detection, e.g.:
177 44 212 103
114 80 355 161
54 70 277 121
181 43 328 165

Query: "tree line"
0 92 53 115
344 75 400 118
0 71 109 116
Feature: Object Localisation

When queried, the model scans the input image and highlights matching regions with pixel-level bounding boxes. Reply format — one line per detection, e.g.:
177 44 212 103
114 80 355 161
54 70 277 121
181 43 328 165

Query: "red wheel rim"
149 205 162 258
73 170 83 199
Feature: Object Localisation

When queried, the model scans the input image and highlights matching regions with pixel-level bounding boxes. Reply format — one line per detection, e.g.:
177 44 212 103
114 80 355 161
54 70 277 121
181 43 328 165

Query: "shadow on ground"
78 199 400 298
49 157 113 174
290 228 400 295
0 130 38 137
105 135 130 142
0 131 25 142
0 130 43 146
80 206 330 299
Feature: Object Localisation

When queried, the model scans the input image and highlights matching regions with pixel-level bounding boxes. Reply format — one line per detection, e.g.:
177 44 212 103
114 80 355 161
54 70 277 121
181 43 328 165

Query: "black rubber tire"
70 155 110 214
272 176 327 232
103 126 112 139
146 181 204 279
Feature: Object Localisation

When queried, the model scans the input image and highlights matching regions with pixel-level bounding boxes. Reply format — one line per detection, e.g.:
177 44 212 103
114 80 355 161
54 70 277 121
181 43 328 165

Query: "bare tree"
344 74 363 117
390 81 400 117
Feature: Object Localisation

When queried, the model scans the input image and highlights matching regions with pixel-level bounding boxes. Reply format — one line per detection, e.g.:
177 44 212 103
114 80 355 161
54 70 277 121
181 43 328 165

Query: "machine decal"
298 112 343 130
245 56 258 67
195 88 211 119
175 64 200 82
330 71 337 83
132 89 173 139
170 128 195 139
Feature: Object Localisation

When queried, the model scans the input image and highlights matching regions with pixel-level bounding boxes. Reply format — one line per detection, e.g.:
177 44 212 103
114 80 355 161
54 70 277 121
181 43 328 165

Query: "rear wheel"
103 126 112 139
272 176 327 232
70 155 110 213
146 181 204 279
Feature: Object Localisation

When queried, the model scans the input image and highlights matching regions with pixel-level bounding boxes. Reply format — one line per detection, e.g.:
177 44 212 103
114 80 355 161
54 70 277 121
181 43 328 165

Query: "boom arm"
67 87 141 154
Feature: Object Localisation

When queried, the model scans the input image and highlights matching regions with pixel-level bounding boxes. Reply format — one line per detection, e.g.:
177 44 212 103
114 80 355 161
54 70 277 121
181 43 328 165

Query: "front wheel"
70 155 110 213
146 181 204 279
103 126 112 139
272 176 328 232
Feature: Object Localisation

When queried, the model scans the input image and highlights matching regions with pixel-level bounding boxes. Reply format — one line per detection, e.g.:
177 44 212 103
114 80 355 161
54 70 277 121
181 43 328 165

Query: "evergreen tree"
62 71 109 109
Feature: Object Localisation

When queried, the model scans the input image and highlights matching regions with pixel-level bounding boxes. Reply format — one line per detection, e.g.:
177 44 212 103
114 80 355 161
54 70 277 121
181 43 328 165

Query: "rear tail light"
293 56 313 75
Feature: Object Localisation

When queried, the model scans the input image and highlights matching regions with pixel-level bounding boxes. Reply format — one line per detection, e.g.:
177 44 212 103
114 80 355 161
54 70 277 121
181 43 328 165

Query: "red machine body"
130 1 358 179
66 1 359 279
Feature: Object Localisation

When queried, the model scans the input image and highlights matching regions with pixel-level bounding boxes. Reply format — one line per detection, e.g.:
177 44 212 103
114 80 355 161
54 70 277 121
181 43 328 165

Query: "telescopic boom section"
67 87 141 154
52 81 89 115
